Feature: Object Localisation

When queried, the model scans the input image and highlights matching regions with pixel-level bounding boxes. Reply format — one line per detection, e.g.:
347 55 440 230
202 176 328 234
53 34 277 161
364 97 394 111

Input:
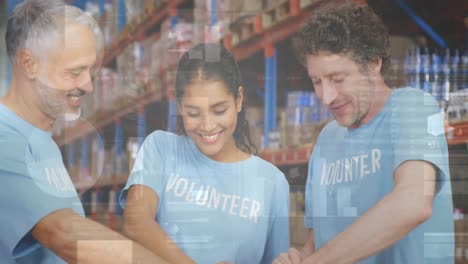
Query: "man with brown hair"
275 2 454 263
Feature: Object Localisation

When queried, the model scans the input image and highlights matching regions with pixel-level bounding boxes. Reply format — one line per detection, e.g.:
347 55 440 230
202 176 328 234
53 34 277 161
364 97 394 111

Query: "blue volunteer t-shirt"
120 131 290 264
0 104 84 263
305 88 454 263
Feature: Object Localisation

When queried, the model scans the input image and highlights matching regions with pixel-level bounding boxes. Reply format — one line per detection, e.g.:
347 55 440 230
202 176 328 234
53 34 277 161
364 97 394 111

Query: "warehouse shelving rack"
56 0 342 176
54 0 468 192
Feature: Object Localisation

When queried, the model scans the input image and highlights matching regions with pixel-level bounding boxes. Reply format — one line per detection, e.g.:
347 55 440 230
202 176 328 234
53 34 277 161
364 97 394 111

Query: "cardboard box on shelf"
285 91 333 148
220 0 262 24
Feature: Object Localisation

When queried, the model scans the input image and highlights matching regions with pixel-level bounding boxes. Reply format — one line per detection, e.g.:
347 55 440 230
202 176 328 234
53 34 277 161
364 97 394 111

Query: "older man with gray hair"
0 0 168 263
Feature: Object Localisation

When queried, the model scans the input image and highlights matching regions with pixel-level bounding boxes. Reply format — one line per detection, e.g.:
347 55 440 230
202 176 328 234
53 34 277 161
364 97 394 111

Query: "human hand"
272 247 302 264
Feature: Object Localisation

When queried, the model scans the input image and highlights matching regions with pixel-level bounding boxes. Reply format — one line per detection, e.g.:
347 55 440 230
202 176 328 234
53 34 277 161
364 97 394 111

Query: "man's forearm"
76 238 166 264
72 217 169 264
34 210 168 264
303 190 431 264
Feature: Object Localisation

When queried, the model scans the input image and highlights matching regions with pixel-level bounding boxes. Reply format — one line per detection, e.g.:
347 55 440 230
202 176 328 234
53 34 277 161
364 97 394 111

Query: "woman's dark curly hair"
175 43 257 155
295 1 390 73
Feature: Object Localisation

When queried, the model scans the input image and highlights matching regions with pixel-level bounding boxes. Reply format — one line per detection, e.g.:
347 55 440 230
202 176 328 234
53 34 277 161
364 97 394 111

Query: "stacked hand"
273 248 303 264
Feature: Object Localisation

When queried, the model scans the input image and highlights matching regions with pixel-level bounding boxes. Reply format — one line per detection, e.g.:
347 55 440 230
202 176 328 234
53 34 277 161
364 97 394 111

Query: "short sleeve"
0 135 80 259
119 131 169 208
391 89 450 191
260 174 290 264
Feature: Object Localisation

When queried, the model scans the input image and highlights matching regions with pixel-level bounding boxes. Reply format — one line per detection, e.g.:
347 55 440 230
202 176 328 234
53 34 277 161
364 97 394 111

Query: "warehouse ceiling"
368 0 467 48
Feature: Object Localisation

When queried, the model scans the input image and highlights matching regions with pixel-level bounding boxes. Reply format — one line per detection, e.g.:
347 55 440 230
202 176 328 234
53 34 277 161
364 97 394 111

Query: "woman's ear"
236 86 244 113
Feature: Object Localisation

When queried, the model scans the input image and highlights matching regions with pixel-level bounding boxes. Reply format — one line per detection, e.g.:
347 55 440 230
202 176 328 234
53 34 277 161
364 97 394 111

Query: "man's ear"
371 57 382 74
17 49 38 80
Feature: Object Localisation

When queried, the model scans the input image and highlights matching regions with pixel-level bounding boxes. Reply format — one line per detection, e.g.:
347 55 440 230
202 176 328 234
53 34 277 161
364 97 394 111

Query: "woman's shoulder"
140 131 191 156
148 130 176 139
249 155 288 185
145 130 183 144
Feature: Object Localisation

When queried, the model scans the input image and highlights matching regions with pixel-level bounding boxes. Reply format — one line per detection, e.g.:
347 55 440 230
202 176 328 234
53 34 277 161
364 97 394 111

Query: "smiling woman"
175 43 256 160
119 43 291 264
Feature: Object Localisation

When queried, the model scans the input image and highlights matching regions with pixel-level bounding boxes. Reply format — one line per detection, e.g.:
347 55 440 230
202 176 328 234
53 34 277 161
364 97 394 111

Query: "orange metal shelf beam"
259 145 314 166
447 121 468 145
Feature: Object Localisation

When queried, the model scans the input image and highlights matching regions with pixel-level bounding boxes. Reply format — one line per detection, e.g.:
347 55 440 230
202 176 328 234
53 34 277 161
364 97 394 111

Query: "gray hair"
5 0 103 63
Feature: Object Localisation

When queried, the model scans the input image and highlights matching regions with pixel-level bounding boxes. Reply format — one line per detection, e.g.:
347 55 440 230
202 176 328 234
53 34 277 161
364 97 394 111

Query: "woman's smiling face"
179 80 243 160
